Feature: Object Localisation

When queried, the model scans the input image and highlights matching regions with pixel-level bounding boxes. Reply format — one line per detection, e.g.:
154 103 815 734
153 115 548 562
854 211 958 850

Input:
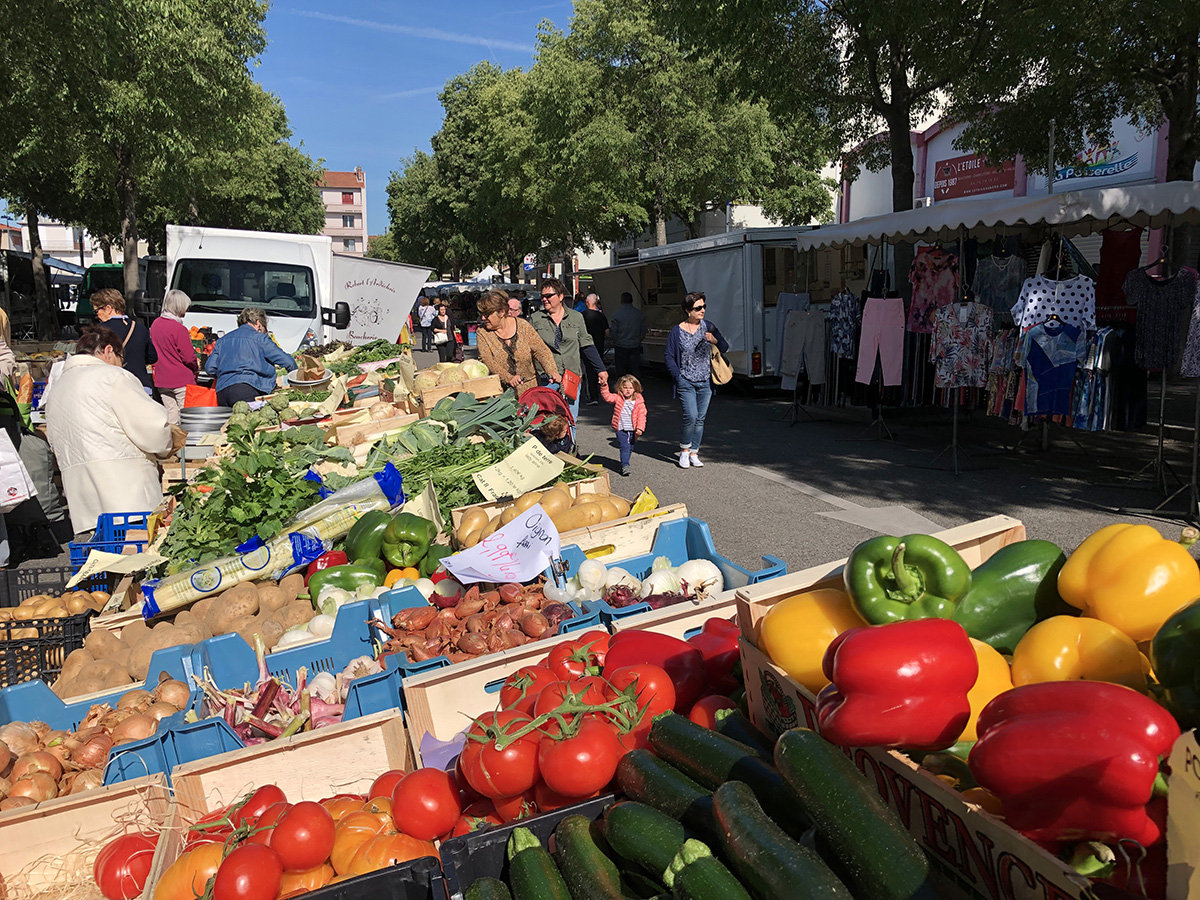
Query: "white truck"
582 226 814 381
166 225 431 353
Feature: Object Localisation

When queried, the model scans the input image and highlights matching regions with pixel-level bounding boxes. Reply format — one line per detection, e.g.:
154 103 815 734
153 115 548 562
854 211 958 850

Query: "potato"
174 611 213 641
609 495 632 518
592 497 622 522
174 622 206 646
459 526 483 549
499 505 521 526
191 597 217 624
127 624 187 681
274 601 316 631
56 648 94 687
0 609 11 621
18 594 49 609
256 585 287 615
479 517 500 541
539 489 571 518
259 616 285 650
67 594 95 615
121 619 151 648
52 677 78 700
458 507 490 535
512 490 544 514
552 501 604 533
84 628 127 661
109 645 131 673
279 574 305 606
72 659 133 696
227 616 258 647
209 584 260 635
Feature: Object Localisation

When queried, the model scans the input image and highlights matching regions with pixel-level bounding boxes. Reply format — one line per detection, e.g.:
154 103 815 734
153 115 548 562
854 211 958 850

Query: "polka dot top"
1011 275 1096 332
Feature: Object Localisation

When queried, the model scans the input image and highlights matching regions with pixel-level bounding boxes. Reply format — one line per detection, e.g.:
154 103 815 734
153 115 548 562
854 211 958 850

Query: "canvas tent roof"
796 181 1200 251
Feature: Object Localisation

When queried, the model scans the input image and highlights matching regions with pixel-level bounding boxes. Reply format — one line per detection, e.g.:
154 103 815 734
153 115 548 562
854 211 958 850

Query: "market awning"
797 181 1200 251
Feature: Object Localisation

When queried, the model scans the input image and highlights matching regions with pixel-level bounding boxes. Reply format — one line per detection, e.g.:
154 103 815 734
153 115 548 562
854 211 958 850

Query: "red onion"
431 578 464 608
540 603 574 629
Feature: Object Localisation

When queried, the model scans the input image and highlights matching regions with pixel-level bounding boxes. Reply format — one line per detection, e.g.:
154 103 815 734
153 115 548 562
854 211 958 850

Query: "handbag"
710 348 734 385
184 384 219 407
0 429 36 513
560 369 582 402
433 332 449 345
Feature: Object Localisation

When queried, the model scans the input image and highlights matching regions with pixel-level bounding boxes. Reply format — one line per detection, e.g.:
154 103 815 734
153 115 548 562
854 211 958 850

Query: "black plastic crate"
0 610 94 689
1 566 112 608
440 795 615 900
303 856 443 900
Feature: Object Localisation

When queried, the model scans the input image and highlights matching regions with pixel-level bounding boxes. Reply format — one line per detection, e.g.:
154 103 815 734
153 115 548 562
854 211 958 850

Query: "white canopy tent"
797 181 1200 251
468 265 501 284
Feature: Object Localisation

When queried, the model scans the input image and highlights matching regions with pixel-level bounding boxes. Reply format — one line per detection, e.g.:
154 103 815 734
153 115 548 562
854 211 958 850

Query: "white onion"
542 582 575 605
412 578 436 600
640 569 682 598
604 567 642 592
276 630 319 649
577 560 606 592
651 556 674 573
308 672 338 704
676 559 724 597
307 614 336 639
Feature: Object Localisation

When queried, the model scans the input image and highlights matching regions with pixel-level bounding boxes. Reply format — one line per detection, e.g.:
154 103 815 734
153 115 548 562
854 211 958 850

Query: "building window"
72 228 83 250
342 192 354 205
344 238 356 251
342 215 355 228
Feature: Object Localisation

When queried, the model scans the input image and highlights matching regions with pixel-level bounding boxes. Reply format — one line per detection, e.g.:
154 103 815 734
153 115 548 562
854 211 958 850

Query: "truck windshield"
171 259 316 318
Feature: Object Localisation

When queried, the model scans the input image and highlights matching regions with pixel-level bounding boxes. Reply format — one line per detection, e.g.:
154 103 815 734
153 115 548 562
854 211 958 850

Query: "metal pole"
1047 119 1057 195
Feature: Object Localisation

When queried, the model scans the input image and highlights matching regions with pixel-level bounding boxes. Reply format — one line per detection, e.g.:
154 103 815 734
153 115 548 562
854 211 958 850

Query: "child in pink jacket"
598 372 647 476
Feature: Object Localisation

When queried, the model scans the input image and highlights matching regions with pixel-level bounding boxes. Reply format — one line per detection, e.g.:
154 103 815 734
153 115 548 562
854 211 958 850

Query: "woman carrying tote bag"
664 291 728 470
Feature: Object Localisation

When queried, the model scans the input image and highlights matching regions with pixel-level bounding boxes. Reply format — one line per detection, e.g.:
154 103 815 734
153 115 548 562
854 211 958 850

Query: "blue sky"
257 1 573 238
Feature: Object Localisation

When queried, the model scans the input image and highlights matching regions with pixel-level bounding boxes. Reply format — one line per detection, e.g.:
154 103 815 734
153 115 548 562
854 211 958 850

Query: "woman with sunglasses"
664 291 728 469
530 278 604 428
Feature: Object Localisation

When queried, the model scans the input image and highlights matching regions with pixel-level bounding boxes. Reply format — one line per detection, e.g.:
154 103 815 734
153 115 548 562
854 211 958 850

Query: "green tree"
387 151 482 280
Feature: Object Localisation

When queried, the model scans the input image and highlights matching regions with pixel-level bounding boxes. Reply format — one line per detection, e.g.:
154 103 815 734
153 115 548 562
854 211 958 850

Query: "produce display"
455 483 632 548
541 556 726 611
412 360 491 393
0 589 108 627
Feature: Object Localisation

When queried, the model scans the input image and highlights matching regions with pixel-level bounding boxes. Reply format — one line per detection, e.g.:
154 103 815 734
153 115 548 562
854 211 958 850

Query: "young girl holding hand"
598 372 647 476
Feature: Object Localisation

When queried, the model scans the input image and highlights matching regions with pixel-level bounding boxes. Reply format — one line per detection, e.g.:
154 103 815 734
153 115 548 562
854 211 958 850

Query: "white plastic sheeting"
797 181 1200 251
675 248 744 353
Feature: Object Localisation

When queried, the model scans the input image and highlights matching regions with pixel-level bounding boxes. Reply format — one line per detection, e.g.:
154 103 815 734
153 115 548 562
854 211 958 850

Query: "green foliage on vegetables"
325 340 404 375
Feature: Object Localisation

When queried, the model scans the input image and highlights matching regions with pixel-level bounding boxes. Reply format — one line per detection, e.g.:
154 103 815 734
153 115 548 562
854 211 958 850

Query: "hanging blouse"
929 302 994 388
1123 268 1197 371
828 291 860 358
1011 275 1096 332
970 255 1025 316
1015 319 1088 417
907 246 959 334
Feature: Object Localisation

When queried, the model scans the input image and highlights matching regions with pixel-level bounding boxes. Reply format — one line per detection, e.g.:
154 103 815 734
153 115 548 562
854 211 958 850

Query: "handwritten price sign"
442 503 562 585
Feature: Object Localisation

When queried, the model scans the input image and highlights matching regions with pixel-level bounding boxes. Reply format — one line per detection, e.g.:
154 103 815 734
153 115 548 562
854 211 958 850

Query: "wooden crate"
608 589 737 640
449 474 614 533
0 775 169 900
335 413 421 448
558 503 689 561
417 374 503 413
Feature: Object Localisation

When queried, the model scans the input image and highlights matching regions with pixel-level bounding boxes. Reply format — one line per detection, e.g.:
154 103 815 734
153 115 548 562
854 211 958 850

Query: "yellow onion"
72 733 113 770
0 796 36 811
9 772 57 802
12 751 63 783
0 723 39 757
144 702 178 724
0 739 11 775
0 775 9 799
116 689 153 711
67 770 103 795
28 722 50 741
99 708 135 731
151 679 190 709
111 715 156 746
44 742 71 766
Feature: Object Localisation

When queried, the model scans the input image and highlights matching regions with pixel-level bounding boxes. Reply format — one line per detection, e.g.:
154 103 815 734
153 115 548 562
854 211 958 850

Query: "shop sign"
933 153 1015 201
1053 140 1140 182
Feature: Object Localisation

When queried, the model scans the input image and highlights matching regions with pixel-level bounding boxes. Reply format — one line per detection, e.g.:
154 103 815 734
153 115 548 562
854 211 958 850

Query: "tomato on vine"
459 710 541 799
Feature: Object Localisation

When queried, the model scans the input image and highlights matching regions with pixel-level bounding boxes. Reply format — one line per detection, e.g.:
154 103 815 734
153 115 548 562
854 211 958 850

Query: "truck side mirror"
322 302 351 330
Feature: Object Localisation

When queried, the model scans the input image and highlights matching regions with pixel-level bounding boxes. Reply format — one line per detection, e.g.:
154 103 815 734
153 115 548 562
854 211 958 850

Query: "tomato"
335 810 389 838
391 768 462 841
538 717 623 797
278 862 334 896
269 802 336 872
533 780 598 813
491 788 538 823
615 723 652 753
245 801 290 846
533 677 610 717
183 824 231 850
231 785 287 829
688 695 740 728
346 833 437 876
362 796 393 818
499 665 558 713
330 828 377 877
453 753 483 805
449 800 504 837
212 844 282 900
459 711 541 799
368 769 406 801
606 664 676 729
155 843 224 900
94 833 158 900
605 631 707 712
320 796 363 824
546 632 608 680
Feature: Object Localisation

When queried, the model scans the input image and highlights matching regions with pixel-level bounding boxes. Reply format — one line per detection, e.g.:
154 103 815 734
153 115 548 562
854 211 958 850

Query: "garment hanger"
1139 243 1172 278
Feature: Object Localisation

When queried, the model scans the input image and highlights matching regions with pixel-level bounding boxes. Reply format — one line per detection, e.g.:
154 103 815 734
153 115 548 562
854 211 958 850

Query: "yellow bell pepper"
1010 615 1147 691
383 567 421 588
960 639 1013 742
1057 523 1200 642
757 588 867 693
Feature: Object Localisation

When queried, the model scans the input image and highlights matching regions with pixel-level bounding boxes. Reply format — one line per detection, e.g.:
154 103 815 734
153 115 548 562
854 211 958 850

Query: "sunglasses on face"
691 304 706 311
541 293 559 301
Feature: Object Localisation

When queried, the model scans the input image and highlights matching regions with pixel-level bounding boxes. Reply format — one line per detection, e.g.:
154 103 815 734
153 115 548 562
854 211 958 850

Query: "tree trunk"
655 213 667 247
887 116 916 212
116 146 140 302
101 239 113 264
25 204 54 340
1162 33 1199 183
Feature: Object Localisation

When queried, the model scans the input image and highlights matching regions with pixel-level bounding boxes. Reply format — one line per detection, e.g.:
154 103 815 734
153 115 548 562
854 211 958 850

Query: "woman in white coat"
46 326 175 537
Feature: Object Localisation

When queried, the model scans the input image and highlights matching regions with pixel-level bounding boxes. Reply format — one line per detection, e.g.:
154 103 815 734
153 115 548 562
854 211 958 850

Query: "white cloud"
374 86 442 101
293 10 535 53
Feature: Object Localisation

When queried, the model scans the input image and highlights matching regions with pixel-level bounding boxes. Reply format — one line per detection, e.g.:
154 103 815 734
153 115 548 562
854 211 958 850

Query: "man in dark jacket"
580 293 608 404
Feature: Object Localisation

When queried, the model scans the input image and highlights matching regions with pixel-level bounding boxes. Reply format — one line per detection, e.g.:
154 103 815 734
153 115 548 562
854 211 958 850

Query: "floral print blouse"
929 301 994 388
908 247 960 334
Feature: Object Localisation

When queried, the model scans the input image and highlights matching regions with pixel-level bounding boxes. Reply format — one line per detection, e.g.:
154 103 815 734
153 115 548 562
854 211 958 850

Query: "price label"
442 503 561 585
472 437 564 501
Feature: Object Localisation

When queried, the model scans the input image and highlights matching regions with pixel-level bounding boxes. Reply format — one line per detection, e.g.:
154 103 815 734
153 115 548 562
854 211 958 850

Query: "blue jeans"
616 429 635 467
676 378 712 451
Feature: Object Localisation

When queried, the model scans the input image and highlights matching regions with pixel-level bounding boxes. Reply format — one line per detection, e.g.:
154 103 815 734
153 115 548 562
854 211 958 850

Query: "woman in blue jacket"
205 307 297 407
664 291 728 469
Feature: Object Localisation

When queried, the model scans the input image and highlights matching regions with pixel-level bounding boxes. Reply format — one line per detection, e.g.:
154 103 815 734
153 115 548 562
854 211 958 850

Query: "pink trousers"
855 297 905 386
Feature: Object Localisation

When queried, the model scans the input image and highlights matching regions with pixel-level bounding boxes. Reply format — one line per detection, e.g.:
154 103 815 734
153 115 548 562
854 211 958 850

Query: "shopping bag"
710 349 734 385
184 384 219 407
0 430 37 513
561 369 582 402
433 332 449 345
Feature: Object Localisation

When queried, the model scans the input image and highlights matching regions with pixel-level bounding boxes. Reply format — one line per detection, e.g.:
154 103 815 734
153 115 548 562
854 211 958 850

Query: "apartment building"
320 168 368 256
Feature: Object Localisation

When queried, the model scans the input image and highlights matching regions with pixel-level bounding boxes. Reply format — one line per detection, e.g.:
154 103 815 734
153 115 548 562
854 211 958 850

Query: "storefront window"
762 246 800 307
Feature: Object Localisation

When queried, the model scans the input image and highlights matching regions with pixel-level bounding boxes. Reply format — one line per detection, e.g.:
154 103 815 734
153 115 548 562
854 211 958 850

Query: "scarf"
161 311 184 324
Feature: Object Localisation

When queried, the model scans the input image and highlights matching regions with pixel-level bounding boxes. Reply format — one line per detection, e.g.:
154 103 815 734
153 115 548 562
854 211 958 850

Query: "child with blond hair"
598 372 647 476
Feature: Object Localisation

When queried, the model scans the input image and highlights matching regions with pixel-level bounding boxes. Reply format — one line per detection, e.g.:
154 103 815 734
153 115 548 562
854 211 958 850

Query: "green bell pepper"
951 540 1074 653
352 557 388 582
381 512 438 568
844 534 972 624
420 544 455 578
345 509 392 561
1150 599 1200 730
307 564 383 602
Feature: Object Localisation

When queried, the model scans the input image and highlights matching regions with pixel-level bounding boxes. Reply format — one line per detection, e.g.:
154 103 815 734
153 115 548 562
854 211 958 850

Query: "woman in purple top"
149 290 200 425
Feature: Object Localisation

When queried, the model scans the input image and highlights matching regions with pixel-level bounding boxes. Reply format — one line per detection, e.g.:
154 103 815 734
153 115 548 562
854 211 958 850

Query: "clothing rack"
1116 379 1200 526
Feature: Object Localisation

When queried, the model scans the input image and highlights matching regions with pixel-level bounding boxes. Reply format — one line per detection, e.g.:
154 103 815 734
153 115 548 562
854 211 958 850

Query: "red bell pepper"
968 681 1179 846
604 630 706 713
816 618 977 750
687 617 740 695
305 550 349 586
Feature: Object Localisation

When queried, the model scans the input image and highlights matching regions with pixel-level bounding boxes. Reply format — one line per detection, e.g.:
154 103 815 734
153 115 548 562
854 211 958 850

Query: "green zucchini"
775 729 935 900
466 877 514 900
507 827 572 900
713 709 775 758
601 801 688 883
664 841 752 900
552 814 631 900
614 750 719 844
648 712 811 838
712 780 852 900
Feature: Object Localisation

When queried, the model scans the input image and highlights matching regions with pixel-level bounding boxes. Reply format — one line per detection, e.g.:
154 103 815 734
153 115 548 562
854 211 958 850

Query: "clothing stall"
783 182 1200 506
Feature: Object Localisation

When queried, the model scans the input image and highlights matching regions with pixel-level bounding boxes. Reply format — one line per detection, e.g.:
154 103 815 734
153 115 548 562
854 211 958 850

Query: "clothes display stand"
909 390 995 475
1116 378 1200 525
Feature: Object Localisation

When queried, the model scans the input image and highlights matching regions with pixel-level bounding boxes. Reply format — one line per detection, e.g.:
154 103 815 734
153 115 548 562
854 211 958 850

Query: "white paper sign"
442 503 560 585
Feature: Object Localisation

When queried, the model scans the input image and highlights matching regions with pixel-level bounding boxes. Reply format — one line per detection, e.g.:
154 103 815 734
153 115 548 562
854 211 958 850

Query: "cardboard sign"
472 437 564 501
1168 730 1200 900
442 504 560 584
67 549 169 589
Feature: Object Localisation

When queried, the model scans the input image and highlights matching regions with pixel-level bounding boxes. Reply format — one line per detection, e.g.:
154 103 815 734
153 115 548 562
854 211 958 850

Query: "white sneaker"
689 452 704 467
678 450 691 468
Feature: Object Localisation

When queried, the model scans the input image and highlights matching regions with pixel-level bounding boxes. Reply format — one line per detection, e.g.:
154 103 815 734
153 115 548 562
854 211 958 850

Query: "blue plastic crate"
103 714 243 787
69 511 154 574
0 643 197 731
369 584 602 679
560 517 786 625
